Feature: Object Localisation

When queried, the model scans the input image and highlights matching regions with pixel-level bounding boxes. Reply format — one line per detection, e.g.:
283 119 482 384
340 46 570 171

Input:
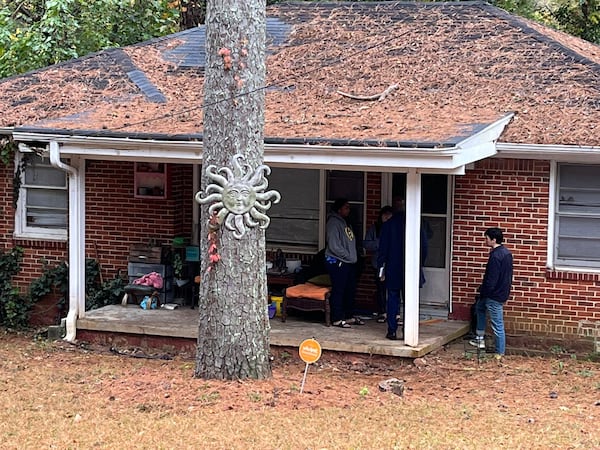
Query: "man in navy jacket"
377 210 428 340
470 227 513 358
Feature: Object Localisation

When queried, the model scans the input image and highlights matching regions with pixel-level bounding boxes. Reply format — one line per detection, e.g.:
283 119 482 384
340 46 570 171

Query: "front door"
390 174 451 318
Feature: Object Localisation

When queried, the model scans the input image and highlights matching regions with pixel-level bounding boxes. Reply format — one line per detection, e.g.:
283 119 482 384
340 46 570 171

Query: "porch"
76 305 469 358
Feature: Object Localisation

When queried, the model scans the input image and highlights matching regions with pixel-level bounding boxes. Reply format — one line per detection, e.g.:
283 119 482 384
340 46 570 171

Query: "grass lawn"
1 330 599 449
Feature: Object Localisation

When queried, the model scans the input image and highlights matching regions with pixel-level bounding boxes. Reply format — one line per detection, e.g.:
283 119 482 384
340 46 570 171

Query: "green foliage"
172 253 183 279
0 137 17 166
551 0 600 43
491 0 540 20
29 257 127 313
0 247 30 329
0 0 179 78
28 259 69 323
86 272 127 310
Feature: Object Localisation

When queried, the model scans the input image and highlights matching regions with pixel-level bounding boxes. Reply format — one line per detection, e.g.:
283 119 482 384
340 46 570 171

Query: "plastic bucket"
270 295 283 317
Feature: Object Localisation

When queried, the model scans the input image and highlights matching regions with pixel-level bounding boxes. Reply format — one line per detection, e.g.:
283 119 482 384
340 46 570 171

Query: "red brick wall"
84 161 193 278
2 160 194 300
355 172 383 312
7 155 596 342
452 158 600 344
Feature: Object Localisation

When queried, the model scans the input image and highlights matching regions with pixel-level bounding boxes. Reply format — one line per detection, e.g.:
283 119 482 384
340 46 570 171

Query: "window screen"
556 164 600 267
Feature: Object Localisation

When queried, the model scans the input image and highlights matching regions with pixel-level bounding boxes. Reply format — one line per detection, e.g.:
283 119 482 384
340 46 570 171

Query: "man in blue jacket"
470 227 513 359
377 208 428 340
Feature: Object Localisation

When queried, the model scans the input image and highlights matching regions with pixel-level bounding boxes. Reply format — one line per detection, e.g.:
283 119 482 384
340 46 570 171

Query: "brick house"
1 2 599 350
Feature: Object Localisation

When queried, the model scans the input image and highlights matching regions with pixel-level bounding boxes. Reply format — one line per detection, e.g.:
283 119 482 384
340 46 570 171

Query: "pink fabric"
133 272 163 289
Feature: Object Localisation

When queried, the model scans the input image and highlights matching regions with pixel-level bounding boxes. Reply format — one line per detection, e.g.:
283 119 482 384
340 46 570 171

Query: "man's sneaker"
469 337 485 349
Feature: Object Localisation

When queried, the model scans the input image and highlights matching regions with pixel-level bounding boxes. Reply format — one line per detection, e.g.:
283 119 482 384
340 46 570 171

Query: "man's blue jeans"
475 297 506 355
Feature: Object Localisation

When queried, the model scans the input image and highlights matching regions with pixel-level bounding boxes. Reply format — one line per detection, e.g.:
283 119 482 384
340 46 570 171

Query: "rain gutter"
497 142 600 162
12 118 511 173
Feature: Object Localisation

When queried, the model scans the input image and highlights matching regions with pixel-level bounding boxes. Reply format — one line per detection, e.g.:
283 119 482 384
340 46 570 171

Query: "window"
266 168 365 252
15 152 68 240
266 168 320 250
392 173 448 268
326 170 365 244
555 163 600 268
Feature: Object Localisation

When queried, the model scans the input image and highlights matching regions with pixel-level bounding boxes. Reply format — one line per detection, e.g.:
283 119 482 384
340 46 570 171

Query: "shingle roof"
1 1 599 146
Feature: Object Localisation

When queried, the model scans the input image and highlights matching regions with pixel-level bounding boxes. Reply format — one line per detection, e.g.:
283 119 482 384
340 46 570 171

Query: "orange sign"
299 338 322 364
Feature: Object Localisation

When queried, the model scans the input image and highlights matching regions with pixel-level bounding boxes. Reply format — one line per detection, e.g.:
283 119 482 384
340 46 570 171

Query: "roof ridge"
482 2 600 72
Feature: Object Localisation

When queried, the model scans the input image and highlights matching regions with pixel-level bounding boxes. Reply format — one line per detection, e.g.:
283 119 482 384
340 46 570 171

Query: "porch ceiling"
13 113 512 174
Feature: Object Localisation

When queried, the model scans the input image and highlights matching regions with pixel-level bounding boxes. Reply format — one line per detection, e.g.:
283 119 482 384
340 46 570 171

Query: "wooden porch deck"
76 305 469 358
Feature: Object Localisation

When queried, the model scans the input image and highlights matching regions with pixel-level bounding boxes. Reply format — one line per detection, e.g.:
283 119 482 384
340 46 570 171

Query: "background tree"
194 0 271 380
178 0 284 29
0 0 179 77
550 0 600 43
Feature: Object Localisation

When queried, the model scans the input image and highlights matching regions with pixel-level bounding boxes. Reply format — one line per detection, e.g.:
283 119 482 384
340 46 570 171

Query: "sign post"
298 338 322 394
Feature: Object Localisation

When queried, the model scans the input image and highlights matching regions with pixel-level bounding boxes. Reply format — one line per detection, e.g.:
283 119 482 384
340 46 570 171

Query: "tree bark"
195 0 271 380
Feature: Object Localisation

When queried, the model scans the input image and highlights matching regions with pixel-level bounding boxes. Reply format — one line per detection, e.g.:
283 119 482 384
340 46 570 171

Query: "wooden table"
267 272 296 294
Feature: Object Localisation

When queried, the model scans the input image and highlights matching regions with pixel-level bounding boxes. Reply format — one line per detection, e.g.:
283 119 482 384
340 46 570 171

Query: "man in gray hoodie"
325 198 361 327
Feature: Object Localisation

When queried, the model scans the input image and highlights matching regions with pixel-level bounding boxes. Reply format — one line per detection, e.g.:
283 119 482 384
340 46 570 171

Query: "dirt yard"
1 330 599 449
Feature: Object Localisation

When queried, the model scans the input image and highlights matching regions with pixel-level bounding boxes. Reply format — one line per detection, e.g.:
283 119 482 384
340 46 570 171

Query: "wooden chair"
282 282 332 326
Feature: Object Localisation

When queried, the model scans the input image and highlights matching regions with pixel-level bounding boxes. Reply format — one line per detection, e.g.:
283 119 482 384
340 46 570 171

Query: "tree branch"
337 83 399 101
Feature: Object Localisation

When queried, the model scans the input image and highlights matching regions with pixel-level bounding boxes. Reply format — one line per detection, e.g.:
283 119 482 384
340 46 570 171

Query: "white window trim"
549 160 600 272
547 161 557 269
14 151 68 242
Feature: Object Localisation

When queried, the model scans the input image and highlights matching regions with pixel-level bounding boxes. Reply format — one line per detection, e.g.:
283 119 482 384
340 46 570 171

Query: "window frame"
551 161 600 271
14 151 68 241
265 168 366 254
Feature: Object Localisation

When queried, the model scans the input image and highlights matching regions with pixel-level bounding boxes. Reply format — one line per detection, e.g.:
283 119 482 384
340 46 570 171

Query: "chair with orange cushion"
282 282 332 326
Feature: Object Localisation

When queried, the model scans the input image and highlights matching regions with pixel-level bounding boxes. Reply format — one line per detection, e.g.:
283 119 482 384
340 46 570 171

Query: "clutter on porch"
121 241 200 308
267 248 333 326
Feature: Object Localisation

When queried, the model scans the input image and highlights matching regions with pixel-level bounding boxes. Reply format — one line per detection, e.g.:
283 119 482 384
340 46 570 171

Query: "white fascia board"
497 142 600 162
12 130 503 173
450 113 515 166
456 113 514 149
450 141 497 167
263 145 466 172
13 133 204 163
13 131 467 171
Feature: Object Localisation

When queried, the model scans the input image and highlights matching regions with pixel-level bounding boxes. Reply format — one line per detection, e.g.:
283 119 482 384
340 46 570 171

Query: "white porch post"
404 169 422 346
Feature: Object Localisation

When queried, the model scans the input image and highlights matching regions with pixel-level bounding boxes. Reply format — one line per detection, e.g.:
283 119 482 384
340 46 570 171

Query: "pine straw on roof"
0 2 598 146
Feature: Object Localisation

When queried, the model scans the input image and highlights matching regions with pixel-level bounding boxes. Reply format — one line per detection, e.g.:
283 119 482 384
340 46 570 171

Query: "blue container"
268 303 277 319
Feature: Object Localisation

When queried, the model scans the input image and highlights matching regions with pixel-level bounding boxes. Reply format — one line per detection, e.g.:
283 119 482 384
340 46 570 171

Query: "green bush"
0 247 29 329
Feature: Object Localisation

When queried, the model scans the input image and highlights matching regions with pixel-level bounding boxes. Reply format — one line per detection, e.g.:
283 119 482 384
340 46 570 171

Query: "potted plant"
172 253 188 287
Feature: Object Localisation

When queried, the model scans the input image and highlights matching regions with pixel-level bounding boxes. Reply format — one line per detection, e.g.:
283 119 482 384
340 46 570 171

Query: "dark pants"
374 274 386 315
326 260 357 323
386 288 404 335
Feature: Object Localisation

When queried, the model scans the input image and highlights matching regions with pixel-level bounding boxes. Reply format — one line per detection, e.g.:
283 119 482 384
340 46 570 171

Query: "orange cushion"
285 283 331 301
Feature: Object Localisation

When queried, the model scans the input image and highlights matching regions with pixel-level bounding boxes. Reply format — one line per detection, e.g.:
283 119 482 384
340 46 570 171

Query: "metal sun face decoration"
195 153 281 239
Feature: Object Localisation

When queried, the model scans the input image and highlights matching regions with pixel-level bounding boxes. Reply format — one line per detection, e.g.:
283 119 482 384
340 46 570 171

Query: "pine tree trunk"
195 0 271 380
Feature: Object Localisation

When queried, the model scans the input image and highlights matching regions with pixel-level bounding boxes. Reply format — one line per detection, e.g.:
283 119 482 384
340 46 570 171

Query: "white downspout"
49 141 85 342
